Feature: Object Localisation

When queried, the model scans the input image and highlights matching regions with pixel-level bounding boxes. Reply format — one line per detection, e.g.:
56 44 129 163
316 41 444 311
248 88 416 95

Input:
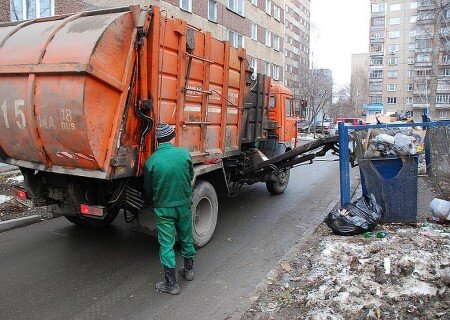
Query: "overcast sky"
310 0 370 88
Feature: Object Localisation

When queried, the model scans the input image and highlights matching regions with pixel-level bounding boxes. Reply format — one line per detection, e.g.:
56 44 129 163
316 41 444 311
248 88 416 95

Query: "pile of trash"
364 127 425 158
248 223 450 320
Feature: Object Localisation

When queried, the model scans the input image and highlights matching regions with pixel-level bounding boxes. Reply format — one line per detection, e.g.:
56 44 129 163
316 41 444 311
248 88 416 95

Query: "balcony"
415 61 432 67
370 37 384 43
417 2 434 11
436 104 450 109
370 50 384 56
412 103 430 109
371 11 386 18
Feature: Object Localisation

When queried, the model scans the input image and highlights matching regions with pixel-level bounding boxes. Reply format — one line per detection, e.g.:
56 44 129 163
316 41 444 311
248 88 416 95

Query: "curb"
227 178 361 320
0 215 42 233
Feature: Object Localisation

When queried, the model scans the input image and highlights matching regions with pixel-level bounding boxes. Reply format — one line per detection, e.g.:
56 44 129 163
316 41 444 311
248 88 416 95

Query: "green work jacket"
143 143 194 208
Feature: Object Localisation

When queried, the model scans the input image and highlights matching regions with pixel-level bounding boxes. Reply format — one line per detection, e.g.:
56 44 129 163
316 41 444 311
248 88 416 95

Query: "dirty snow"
7 175 24 183
246 224 450 320
0 195 12 204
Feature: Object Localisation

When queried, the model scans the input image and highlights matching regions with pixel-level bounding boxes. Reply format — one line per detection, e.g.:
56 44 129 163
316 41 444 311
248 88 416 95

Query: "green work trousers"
153 203 196 269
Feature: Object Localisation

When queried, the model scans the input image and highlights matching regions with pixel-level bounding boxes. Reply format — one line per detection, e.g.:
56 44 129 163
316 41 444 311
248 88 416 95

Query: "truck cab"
268 84 297 150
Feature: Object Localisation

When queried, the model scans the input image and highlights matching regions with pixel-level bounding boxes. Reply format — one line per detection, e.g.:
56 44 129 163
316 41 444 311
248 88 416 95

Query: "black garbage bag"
325 194 382 236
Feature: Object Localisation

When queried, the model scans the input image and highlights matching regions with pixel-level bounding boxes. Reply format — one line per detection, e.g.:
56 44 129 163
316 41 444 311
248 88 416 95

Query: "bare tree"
327 86 356 120
415 0 450 119
298 66 333 132
349 66 369 116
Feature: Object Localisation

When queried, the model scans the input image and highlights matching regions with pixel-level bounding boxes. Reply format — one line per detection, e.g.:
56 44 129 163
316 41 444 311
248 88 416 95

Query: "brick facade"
0 0 11 23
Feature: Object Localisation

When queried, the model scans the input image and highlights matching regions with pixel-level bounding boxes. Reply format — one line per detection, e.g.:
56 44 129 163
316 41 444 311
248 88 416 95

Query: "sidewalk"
230 176 449 320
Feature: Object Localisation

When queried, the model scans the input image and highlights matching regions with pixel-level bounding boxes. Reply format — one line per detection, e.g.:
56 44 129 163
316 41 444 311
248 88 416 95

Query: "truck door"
283 97 297 149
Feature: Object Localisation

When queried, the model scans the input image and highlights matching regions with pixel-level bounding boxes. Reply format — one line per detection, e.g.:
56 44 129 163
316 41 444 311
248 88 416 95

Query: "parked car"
297 120 311 133
312 120 333 134
335 117 365 126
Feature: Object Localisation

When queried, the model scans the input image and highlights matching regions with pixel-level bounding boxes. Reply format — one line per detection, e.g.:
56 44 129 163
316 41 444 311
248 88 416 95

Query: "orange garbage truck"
0 6 337 246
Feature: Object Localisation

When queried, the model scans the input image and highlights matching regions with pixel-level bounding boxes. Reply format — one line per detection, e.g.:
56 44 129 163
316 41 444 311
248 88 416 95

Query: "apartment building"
1 0 311 107
369 0 449 120
369 0 417 119
414 0 450 120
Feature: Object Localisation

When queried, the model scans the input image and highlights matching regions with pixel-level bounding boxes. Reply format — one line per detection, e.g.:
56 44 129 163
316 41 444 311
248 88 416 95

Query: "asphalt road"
0 158 341 320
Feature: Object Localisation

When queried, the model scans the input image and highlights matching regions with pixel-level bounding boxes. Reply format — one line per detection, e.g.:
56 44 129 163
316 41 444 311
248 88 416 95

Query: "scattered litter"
325 194 381 236
429 198 450 222
250 223 450 319
363 127 425 158
280 263 292 272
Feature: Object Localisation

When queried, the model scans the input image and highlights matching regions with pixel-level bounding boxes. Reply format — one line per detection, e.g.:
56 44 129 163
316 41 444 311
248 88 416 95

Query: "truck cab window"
269 96 276 109
285 98 294 117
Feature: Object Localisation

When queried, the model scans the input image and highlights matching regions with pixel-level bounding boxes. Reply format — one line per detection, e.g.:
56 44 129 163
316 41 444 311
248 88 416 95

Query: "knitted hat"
155 123 175 142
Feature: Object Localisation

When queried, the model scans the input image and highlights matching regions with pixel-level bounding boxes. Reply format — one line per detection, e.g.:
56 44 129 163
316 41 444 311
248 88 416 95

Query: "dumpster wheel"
191 180 218 248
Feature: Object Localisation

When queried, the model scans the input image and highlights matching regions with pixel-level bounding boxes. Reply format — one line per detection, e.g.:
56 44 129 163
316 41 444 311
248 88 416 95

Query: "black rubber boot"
156 266 180 295
179 258 194 281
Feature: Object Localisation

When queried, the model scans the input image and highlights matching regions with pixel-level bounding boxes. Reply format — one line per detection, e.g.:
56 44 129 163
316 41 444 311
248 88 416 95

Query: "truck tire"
266 168 290 195
191 180 218 247
65 209 119 228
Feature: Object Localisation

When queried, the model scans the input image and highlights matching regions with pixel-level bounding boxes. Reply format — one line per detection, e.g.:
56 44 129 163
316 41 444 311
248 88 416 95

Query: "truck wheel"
266 168 290 195
65 209 119 228
191 180 218 247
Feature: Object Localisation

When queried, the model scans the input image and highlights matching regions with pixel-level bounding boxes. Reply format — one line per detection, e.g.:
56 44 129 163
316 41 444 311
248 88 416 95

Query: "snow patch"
0 195 12 204
7 175 24 183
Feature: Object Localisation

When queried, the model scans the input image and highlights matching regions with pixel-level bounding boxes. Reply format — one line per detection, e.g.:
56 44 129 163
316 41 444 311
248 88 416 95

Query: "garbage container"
359 156 419 223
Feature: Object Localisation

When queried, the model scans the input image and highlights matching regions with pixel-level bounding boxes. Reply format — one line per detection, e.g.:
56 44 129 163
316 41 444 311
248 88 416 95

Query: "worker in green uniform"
144 123 196 295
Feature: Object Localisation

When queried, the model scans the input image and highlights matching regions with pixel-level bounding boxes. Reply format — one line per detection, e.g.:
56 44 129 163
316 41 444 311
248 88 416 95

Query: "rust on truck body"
0 6 246 179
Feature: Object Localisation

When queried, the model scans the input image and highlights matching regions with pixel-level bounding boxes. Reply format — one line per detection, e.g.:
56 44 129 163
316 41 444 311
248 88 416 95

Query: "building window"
390 17 400 25
408 56 415 64
227 0 244 16
408 43 416 51
273 5 281 21
371 32 384 40
388 44 399 52
372 18 385 26
440 110 448 118
388 57 399 65
249 57 257 73
390 4 401 11
10 0 54 21
227 30 244 48
251 0 258 6
409 29 417 37
370 70 383 78
372 96 382 104
410 2 417 9
388 70 398 78
416 53 430 62
265 0 272 15
370 82 382 91
180 0 192 12
251 23 258 41
387 84 398 91
208 0 217 22
265 62 271 76
410 16 417 23
273 35 280 51
371 3 386 12
273 65 280 80
406 84 414 91
371 57 384 65
265 30 272 47
389 31 400 38
371 44 384 53
406 97 414 104
387 97 397 104
407 70 415 77
443 69 450 76
436 94 450 103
